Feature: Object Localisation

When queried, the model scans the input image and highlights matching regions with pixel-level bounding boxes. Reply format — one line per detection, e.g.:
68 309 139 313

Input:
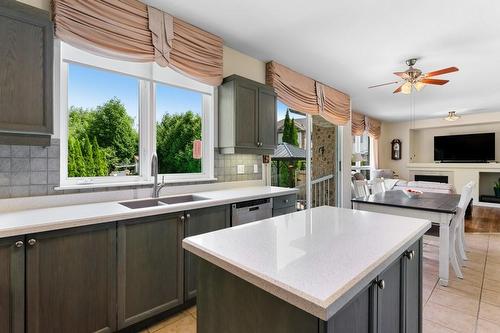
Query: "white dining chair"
352 180 370 198
370 178 386 194
457 181 475 265
449 181 474 279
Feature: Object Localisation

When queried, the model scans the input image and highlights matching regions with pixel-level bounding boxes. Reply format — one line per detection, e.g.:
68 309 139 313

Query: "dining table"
352 190 461 286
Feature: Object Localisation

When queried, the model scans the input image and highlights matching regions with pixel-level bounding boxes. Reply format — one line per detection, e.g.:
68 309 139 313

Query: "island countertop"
183 206 431 320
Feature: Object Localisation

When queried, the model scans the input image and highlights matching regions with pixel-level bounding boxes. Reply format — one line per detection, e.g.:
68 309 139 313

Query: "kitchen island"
183 206 431 333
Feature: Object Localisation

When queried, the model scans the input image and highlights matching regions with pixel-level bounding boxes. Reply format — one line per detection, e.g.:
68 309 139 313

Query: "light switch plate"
237 165 245 174
253 164 259 173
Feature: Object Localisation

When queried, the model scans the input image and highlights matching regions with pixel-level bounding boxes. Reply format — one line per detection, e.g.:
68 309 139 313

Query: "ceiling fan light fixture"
401 82 412 94
414 81 426 91
445 111 460 121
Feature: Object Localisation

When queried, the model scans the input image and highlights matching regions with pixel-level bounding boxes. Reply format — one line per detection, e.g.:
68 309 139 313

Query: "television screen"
434 133 495 162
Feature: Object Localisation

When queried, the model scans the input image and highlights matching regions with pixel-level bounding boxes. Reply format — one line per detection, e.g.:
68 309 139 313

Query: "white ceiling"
144 0 500 121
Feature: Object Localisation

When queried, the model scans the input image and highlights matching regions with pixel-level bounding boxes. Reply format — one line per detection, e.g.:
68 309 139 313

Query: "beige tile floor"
146 233 500 333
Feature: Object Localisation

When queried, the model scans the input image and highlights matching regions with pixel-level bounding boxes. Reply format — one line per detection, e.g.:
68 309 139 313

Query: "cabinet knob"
15 240 24 248
405 250 415 261
27 239 37 246
186 214 191 220
376 279 385 290
180 215 185 222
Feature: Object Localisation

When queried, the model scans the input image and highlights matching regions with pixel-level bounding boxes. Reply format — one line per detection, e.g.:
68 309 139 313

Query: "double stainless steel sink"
119 194 208 209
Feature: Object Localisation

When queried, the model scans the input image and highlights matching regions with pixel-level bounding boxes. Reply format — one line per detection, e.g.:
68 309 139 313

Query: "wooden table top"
352 190 461 214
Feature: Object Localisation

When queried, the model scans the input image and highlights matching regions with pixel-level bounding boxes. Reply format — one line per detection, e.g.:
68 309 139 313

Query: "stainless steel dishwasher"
231 198 273 226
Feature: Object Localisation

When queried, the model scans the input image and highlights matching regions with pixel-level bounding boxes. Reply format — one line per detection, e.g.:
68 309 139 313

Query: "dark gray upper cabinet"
25 223 117 333
0 236 25 333
117 214 184 329
0 1 53 146
218 75 277 155
184 205 230 300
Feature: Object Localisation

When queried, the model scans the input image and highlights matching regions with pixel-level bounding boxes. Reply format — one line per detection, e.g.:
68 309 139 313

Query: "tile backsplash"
0 140 262 199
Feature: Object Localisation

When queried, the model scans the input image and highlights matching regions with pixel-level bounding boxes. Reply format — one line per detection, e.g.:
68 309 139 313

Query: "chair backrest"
371 178 386 194
455 181 475 220
352 172 365 181
372 169 394 179
353 180 370 198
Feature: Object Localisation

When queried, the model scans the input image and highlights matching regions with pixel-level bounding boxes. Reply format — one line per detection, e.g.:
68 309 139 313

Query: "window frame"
56 40 215 188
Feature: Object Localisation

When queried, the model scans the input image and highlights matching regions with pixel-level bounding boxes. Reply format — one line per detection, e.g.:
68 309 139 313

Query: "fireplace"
414 175 448 183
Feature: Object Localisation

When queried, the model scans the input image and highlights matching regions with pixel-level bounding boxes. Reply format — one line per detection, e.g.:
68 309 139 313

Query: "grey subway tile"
30 146 48 158
30 158 47 171
0 145 10 157
0 172 10 186
0 186 10 198
0 158 11 172
47 171 60 185
48 145 60 158
48 158 59 171
10 186 30 198
30 172 48 185
30 185 48 196
11 158 30 172
11 145 30 157
11 172 30 186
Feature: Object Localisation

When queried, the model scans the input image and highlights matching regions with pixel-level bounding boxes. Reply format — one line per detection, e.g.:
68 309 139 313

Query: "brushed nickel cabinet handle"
27 239 36 246
376 279 385 290
405 250 415 260
15 241 24 248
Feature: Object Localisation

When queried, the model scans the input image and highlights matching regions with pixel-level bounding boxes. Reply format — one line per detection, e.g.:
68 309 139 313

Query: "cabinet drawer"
273 194 297 210
272 206 296 217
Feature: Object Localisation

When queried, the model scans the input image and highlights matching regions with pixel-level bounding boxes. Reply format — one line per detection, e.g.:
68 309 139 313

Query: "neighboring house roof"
272 142 306 160
276 117 306 133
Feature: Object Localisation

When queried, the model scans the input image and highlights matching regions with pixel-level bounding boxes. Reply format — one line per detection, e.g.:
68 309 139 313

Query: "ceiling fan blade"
393 84 403 93
368 81 400 89
420 78 449 85
425 66 459 77
394 72 410 79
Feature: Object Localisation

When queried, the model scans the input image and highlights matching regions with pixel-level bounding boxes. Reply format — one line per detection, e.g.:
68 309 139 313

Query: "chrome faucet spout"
151 153 159 198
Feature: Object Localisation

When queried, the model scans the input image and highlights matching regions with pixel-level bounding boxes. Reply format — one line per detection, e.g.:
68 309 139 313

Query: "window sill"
55 177 218 191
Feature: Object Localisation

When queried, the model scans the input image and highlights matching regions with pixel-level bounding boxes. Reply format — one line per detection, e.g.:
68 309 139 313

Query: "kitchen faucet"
151 152 167 198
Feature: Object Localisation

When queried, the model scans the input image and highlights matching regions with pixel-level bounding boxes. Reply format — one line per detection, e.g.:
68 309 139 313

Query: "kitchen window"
57 41 215 187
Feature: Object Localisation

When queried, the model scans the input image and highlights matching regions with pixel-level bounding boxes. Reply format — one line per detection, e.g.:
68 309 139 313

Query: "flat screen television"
434 133 495 162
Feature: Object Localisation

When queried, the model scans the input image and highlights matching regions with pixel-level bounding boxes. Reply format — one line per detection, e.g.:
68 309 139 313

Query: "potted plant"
495 178 500 197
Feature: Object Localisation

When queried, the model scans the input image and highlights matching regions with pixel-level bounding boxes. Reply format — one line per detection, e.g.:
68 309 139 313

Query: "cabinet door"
258 87 277 150
377 257 403 333
117 214 183 329
185 205 230 300
235 81 259 148
0 237 25 333
403 241 422 333
0 2 53 139
26 223 116 333
329 283 376 333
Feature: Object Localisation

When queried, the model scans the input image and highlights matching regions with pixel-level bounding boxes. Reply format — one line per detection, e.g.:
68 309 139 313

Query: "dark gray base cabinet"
184 206 231 301
0 237 25 333
26 224 117 333
197 239 423 333
272 194 297 217
117 213 184 329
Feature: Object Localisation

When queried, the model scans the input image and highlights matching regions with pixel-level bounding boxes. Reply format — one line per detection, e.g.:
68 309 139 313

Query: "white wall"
379 111 500 179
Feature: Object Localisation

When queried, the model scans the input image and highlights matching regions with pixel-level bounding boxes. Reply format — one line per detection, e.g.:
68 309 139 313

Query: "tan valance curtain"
266 61 319 115
365 116 381 139
266 61 351 125
53 0 154 62
53 0 223 86
316 82 350 125
351 112 366 136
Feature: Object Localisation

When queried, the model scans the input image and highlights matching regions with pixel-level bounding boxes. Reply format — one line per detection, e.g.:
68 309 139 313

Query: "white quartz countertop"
0 186 297 238
183 206 431 320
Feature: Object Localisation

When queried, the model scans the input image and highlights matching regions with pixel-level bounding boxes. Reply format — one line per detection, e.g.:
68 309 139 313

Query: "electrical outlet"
237 165 245 174
253 164 259 173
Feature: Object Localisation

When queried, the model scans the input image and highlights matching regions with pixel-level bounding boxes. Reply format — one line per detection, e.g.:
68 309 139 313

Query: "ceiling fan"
368 58 459 94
